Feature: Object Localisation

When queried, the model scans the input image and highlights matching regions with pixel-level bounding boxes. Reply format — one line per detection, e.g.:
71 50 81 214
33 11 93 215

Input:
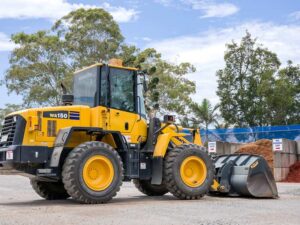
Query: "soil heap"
282 162 300 183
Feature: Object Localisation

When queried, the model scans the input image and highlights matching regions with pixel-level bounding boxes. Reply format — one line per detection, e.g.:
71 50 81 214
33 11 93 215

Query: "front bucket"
214 154 278 198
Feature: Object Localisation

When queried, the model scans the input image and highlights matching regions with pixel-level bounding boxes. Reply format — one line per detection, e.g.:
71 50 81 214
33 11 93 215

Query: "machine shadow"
0 195 178 207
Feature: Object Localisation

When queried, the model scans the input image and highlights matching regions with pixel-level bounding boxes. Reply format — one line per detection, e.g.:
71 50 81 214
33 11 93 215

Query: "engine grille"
0 116 17 147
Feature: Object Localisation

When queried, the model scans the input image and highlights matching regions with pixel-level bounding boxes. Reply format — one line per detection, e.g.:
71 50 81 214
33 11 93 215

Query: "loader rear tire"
133 179 168 196
30 179 70 200
164 144 214 200
62 141 123 204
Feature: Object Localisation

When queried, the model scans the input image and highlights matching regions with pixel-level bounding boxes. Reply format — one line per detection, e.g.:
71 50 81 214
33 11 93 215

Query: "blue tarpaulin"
200 124 300 143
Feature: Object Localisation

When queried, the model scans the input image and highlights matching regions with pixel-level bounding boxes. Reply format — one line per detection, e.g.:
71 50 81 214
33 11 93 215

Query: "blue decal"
69 111 80 120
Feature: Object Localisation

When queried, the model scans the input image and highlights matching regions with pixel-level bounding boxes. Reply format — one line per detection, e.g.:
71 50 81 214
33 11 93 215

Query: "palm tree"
190 99 219 143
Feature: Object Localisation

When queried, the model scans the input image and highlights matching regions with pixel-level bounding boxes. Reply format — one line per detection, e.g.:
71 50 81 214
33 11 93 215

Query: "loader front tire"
30 179 70 200
133 179 168 196
62 141 123 204
164 144 214 200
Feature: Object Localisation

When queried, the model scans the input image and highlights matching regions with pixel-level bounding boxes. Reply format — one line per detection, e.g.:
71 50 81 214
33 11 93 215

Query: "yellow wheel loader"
0 60 278 203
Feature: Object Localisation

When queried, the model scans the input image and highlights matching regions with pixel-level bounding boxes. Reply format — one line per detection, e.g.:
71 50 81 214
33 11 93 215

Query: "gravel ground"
0 175 299 225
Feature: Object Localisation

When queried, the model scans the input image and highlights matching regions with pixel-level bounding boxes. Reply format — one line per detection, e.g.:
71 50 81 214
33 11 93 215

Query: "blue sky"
1 0 300 108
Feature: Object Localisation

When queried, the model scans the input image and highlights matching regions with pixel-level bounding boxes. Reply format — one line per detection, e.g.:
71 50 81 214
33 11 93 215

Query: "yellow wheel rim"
82 155 114 191
180 156 207 188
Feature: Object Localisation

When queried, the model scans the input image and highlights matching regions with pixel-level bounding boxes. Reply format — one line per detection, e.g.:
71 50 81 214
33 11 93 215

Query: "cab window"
73 67 97 107
110 68 135 112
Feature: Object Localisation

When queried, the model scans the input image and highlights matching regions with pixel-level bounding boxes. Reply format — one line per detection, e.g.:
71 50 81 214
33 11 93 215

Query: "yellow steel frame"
152 123 220 190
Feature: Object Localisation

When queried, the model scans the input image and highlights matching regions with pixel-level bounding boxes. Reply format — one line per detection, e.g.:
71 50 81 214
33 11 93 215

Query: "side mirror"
61 83 67 94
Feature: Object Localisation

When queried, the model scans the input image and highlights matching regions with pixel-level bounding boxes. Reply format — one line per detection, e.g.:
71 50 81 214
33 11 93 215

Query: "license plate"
1 135 8 142
6 150 13 160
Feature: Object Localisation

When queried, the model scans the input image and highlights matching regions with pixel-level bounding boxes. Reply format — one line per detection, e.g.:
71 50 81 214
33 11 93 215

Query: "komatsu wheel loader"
0 60 278 204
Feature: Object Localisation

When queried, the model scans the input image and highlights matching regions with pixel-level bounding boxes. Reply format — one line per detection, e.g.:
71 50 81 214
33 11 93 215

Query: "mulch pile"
236 139 274 171
282 161 300 183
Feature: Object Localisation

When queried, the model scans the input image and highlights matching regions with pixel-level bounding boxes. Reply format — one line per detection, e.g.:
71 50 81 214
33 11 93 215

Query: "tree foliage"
121 47 196 116
265 61 300 125
4 8 196 117
217 32 300 126
53 8 124 69
6 31 72 107
189 99 219 129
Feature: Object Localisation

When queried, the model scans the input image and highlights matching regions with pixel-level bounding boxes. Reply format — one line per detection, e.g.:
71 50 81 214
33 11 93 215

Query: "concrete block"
273 168 281 182
289 141 297 154
279 139 297 153
289 153 297 166
282 139 290 153
296 140 300 161
273 167 290 182
273 168 286 182
224 142 232 155
273 152 290 168
230 143 243 154
215 141 225 155
214 141 243 155
281 168 290 181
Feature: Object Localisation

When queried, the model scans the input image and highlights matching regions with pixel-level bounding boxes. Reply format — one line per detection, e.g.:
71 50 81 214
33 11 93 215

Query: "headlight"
13 116 17 122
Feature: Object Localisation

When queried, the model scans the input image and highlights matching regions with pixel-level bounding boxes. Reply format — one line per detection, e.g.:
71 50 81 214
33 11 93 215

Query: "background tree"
53 8 124 69
265 61 300 125
4 8 196 118
5 31 72 107
189 99 219 141
121 47 196 116
216 32 281 127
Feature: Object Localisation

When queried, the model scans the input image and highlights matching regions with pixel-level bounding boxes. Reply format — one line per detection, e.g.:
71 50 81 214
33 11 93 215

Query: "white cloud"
102 3 139 23
155 0 239 18
0 33 15 51
0 0 139 23
182 0 239 18
147 22 300 105
154 0 173 7
142 37 152 42
289 11 300 21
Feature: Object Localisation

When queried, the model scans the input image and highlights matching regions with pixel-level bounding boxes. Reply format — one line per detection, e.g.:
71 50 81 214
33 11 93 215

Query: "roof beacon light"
109 58 123 67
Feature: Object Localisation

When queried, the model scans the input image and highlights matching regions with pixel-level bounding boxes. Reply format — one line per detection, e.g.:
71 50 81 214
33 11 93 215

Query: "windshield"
73 67 97 107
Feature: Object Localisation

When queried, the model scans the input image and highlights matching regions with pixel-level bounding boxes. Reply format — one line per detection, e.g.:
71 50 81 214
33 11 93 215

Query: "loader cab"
73 63 146 118
72 62 147 143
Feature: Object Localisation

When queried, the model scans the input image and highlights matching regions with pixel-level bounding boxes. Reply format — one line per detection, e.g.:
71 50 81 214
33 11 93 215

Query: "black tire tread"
164 143 214 200
62 141 123 204
30 179 70 200
133 179 168 196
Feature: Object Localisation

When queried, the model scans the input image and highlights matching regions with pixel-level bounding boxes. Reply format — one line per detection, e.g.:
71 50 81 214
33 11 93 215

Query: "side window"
110 68 135 112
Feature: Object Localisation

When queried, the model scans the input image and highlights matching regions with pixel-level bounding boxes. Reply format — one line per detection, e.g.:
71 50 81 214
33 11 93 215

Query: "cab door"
109 109 139 133
107 67 138 134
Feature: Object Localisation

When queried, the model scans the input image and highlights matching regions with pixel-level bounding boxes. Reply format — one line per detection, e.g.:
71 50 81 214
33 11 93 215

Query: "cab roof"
74 63 138 74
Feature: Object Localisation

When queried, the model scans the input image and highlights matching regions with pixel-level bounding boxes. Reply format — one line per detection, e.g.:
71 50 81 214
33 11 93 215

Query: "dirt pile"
282 161 300 183
236 139 274 170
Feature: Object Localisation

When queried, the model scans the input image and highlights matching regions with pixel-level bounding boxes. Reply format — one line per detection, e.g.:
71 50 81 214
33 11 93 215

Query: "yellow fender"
153 133 188 157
